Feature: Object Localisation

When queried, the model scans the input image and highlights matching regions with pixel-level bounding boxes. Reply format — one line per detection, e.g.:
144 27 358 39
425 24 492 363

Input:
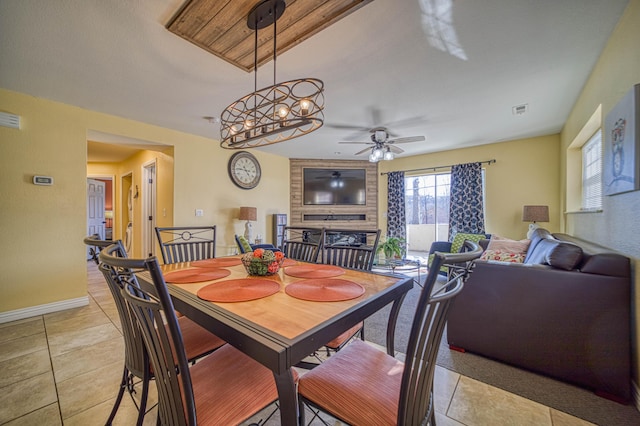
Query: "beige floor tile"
0 331 48 363
43 302 103 325
63 393 158 426
47 322 122 357
51 336 125 382
0 316 44 343
90 290 116 305
435 410 466 426
57 360 125 419
0 348 51 388
2 402 61 426
551 409 596 426
447 376 552 426
433 366 461 414
45 309 113 337
0 371 57 424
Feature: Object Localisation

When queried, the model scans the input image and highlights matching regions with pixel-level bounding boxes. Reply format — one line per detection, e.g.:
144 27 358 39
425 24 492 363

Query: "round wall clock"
228 151 261 189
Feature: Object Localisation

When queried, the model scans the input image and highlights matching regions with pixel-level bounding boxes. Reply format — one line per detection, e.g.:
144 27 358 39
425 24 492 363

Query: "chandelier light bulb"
278 106 289 118
300 99 310 116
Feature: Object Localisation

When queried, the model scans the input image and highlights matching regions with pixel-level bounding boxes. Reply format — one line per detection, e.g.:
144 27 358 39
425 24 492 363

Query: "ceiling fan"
338 127 425 162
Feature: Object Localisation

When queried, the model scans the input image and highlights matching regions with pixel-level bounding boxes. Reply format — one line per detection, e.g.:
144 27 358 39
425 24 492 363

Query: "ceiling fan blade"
325 123 370 131
338 141 373 145
383 115 429 129
370 106 383 127
355 147 372 155
389 145 404 154
389 136 425 144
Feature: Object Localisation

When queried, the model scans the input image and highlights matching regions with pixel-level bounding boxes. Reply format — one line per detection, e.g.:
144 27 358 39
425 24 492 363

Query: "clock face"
228 151 261 189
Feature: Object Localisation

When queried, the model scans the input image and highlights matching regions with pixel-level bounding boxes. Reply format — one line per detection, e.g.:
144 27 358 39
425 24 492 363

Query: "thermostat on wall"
33 176 54 185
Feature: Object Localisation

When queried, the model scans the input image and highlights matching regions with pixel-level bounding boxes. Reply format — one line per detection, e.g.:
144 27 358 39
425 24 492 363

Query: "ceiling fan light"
369 152 379 162
383 149 394 160
373 147 384 159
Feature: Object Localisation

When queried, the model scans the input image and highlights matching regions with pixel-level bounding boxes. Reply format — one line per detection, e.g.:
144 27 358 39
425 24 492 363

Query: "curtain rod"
380 159 496 175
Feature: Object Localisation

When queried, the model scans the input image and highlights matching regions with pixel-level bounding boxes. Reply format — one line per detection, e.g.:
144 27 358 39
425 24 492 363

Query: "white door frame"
142 160 157 258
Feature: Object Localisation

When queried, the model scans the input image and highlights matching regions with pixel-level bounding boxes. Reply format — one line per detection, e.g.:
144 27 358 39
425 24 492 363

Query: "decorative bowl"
241 250 285 276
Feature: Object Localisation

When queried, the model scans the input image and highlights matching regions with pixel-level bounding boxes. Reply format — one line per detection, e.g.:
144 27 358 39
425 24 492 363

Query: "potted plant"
377 236 406 259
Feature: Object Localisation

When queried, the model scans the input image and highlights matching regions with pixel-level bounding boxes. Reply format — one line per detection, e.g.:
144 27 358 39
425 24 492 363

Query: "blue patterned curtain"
448 162 485 240
386 171 406 242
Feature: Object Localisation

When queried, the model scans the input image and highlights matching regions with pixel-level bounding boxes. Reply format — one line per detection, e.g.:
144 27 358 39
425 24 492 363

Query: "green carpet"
364 280 640 426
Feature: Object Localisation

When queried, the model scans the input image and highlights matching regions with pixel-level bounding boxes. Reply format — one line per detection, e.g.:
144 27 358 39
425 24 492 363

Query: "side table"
373 258 424 287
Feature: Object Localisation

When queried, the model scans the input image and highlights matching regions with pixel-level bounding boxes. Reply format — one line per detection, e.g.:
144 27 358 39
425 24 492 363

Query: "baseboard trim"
634 380 640 412
0 296 89 324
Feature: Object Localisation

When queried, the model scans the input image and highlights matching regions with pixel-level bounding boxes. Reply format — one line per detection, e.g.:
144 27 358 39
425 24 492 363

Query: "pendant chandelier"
220 0 325 149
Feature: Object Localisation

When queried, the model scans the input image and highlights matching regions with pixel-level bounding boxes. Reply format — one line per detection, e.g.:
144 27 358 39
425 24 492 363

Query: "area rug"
363 280 640 426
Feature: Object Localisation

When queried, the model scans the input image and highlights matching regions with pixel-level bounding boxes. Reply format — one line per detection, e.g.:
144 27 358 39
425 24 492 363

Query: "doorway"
142 161 157 258
86 178 105 259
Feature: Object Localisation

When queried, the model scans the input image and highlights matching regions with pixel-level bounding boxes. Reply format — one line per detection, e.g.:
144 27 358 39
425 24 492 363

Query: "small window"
582 130 602 210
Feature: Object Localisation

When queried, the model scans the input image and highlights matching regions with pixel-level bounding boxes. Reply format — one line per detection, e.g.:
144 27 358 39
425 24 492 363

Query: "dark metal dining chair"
281 226 324 262
84 234 114 264
103 248 286 425
155 226 217 264
298 241 483 426
92 240 225 426
318 228 382 354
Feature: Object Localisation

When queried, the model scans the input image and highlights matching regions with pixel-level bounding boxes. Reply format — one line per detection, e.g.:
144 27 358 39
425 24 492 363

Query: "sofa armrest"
251 243 281 252
429 241 452 254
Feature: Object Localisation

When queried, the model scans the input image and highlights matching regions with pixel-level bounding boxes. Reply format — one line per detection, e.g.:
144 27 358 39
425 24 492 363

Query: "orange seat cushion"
299 339 402 425
189 344 298 424
324 322 363 349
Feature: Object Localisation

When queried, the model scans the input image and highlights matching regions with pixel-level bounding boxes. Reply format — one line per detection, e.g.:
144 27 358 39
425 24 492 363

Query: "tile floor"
0 261 596 426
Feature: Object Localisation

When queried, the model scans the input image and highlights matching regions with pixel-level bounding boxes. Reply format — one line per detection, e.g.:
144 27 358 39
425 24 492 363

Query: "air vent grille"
0 112 20 129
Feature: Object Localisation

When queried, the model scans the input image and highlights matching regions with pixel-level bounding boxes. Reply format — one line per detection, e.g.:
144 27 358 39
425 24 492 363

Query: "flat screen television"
303 168 366 205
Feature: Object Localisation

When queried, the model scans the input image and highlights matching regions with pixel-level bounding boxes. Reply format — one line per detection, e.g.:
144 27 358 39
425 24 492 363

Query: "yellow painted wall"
0 88 290 313
377 135 561 240
560 0 640 385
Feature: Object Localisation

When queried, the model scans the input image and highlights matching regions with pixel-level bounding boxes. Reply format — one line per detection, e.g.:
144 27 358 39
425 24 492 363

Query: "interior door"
87 178 106 258
142 162 156 258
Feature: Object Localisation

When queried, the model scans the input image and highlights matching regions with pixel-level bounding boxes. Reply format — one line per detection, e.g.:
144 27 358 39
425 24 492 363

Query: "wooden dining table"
137 255 413 426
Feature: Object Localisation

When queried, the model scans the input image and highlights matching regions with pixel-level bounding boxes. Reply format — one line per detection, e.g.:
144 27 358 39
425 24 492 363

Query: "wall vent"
0 112 21 129
512 104 528 116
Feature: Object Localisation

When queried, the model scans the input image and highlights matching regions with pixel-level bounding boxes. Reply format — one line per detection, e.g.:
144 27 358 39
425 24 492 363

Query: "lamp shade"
522 205 549 223
239 207 257 221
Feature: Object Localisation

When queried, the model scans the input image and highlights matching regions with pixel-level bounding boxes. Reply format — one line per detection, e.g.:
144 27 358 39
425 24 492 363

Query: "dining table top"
136 254 413 425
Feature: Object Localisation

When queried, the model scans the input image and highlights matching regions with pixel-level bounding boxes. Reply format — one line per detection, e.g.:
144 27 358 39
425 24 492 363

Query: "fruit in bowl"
241 249 285 276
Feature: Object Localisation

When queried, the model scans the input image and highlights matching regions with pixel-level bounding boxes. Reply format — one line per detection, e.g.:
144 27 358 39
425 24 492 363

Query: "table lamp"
239 206 257 242
522 205 549 238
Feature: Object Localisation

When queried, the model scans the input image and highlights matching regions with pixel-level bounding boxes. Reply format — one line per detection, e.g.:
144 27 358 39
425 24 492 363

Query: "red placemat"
197 278 280 302
285 279 365 302
282 258 297 267
191 258 242 268
284 264 345 279
164 268 231 284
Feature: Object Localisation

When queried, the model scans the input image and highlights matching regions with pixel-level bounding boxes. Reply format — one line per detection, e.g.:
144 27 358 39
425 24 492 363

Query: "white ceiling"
0 0 629 162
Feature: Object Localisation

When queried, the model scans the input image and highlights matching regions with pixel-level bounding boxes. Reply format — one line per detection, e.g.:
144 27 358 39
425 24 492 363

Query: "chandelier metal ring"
220 0 325 149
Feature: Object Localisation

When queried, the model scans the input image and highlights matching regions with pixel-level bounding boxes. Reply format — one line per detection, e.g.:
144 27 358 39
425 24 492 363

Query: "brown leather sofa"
446 228 632 402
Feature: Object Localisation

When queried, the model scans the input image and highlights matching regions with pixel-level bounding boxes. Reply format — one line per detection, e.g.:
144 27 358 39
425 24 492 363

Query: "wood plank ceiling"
166 0 373 72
